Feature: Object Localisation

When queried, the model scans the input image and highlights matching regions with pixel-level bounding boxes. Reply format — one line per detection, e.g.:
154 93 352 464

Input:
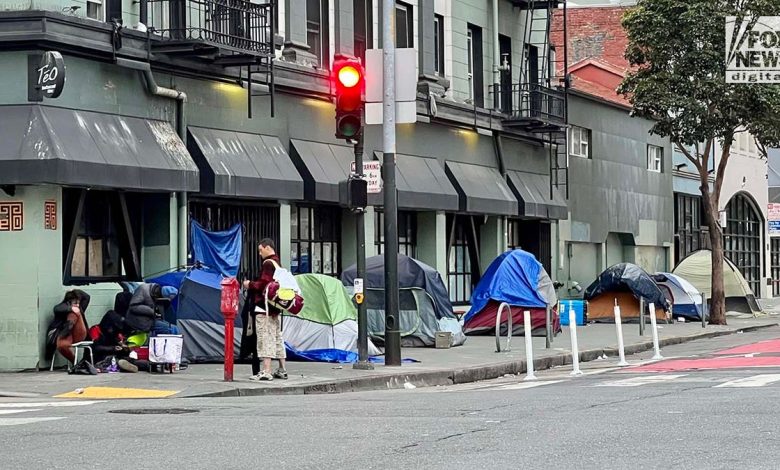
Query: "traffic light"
333 54 365 140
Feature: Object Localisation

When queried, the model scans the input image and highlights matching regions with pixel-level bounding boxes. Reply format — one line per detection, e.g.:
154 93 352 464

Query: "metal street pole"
353 133 373 370
382 0 401 366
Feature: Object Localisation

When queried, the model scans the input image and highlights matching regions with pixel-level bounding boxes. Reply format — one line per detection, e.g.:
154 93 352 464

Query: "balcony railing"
493 83 566 129
145 0 274 56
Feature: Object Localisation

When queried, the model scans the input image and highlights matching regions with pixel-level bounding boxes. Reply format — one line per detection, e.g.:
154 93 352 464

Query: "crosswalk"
431 372 780 393
0 400 101 427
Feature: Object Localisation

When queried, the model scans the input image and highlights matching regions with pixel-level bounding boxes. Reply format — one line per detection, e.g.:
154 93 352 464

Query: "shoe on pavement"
258 371 274 381
273 368 288 380
117 359 139 373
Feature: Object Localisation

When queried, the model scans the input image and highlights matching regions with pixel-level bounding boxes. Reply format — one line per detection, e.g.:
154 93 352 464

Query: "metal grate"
723 193 762 295
189 199 279 281
772 238 780 297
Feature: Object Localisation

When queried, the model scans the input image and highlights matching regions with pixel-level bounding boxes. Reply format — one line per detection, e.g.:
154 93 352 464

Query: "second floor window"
467 29 474 100
354 0 373 63
569 126 591 159
434 14 444 76
648 144 663 172
307 0 329 68
396 1 413 48
466 24 484 107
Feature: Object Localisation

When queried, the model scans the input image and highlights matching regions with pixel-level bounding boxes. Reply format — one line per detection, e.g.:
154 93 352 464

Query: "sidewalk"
1 317 778 399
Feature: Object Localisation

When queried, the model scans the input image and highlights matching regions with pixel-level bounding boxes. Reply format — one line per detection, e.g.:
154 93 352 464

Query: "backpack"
264 260 304 315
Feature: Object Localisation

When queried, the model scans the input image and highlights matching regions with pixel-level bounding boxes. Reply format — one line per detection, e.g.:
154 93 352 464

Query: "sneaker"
249 374 262 381
117 359 139 373
258 371 274 381
273 368 288 380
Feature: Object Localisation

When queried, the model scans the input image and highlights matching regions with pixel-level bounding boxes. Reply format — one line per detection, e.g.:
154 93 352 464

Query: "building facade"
0 0 572 369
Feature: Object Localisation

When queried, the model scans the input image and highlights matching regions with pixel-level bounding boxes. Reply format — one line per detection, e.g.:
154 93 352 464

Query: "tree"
618 0 780 324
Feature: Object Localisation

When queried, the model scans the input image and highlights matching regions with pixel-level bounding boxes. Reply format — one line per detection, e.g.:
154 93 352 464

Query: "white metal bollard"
613 301 629 366
569 305 583 376
648 303 663 360
523 310 536 381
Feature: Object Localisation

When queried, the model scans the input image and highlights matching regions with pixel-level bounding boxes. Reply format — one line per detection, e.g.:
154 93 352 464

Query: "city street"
2 327 780 470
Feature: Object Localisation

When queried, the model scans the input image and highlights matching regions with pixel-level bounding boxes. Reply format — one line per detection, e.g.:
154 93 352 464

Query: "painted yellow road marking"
54 387 179 399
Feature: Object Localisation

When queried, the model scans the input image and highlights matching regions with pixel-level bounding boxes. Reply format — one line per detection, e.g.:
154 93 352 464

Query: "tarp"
463 250 560 336
672 249 760 313
653 272 705 320
190 220 242 277
585 263 670 310
282 274 380 362
341 254 465 347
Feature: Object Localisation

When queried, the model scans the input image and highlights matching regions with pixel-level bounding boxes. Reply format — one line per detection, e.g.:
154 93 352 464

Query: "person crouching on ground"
243 238 288 381
48 290 91 367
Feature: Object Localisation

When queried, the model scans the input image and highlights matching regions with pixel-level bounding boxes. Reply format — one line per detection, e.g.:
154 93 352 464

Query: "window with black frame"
354 0 373 63
62 189 141 284
290 205 341 276
395 1 413 48
674 193 708 261
307 0 329 68
375 210 417 257
724 193 762 295
447 214 480 305
434 14 444 77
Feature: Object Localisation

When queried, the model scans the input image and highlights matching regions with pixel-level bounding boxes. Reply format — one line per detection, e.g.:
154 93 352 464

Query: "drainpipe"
116 58 189 270
493 0 501 110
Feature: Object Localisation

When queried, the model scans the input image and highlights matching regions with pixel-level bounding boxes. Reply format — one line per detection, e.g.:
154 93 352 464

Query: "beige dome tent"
672 250 761 314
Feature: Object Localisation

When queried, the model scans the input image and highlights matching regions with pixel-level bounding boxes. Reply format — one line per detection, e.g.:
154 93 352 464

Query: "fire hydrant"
220 277 240 382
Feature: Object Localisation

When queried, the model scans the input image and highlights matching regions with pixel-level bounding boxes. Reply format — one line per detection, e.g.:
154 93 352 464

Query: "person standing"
243 238 288 381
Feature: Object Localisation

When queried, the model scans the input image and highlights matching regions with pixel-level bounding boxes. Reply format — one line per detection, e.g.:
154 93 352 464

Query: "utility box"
435 331 452 349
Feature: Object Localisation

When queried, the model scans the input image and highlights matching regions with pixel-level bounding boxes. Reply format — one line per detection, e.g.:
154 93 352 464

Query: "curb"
185 323 779 398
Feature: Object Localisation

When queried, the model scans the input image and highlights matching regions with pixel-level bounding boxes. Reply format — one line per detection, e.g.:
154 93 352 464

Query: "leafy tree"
619 0 780 324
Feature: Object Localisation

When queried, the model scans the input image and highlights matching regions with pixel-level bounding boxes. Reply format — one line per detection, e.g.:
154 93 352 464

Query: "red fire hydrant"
220 277 240 382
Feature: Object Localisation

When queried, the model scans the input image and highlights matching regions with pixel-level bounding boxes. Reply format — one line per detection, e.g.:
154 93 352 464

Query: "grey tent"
341 254 466 347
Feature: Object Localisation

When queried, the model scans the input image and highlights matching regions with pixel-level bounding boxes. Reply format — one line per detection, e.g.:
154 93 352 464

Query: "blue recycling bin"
560 300 586 326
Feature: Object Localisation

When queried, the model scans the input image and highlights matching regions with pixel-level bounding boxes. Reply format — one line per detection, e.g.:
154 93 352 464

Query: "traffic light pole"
382 0 401 366
353 133 373 370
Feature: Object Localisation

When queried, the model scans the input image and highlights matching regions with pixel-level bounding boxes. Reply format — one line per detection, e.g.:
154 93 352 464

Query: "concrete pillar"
335 0 355 56
279 202 292 268
417 0 448 95
365 206 377 258
479 216 503 274
341 209 358 269
417 211 447 280
283 0 318 66
597 241 607 272
169 193 178 271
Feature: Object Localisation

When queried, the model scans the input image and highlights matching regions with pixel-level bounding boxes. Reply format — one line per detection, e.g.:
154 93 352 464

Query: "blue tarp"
191 220 242 277
464 250 547 322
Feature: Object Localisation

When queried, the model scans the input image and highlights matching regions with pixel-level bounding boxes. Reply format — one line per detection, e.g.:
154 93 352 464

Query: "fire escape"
143 0 276 116
499 0 569 199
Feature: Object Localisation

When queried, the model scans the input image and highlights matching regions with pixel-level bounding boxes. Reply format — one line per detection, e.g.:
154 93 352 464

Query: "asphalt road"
2 327 780 470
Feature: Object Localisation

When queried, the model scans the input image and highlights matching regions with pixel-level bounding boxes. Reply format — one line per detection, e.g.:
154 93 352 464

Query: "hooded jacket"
125 284 162 333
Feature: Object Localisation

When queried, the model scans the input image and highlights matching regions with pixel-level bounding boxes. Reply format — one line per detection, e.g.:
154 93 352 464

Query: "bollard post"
614 300 629 366
648 302 663 360
701 293 707 328
545 305 552 349
639 297 645 336
569 306 583 376
523 310 536 381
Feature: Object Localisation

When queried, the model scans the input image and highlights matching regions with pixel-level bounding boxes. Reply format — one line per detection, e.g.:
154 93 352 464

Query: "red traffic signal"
333 55 365 140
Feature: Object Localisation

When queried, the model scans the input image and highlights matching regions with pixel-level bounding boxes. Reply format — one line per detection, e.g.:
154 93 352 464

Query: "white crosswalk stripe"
714 374 780 388
595 374 687 387
0 400 101 427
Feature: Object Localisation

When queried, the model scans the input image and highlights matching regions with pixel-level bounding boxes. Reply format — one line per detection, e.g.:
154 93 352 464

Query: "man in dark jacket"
47 290 91 366
242 238 287 381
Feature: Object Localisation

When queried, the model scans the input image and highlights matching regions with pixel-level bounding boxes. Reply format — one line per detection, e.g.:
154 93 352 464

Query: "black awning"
290 139 355 203
188 127 303 199
371 153 459 211
444 161 518 215
507 170 568 219
0 105 199 192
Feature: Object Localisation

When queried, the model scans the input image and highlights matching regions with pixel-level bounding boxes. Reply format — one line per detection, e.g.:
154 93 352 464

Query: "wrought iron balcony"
493 83 566 132
144 0 275 61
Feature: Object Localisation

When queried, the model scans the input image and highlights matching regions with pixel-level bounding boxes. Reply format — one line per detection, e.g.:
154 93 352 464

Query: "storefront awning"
290 139 356 203
188 127 303 199
445 161 518 216
0 105 199 192
506 171 568 219
370 153 459 211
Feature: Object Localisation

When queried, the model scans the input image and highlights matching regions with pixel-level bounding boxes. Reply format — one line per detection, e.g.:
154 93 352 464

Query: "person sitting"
124 283 178 335
46 290 91 368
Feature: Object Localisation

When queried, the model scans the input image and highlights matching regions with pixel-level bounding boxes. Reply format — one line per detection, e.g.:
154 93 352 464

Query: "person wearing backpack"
243 238 288 381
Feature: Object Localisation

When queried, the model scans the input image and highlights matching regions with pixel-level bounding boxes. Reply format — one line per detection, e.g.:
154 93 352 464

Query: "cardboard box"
435 331 452 349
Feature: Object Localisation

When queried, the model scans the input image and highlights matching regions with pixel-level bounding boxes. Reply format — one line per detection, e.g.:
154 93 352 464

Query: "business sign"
350 161 382 194
28 51 66 102
769 203 780 235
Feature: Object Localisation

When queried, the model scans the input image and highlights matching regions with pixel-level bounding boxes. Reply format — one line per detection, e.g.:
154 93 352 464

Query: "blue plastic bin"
559 300 586 326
